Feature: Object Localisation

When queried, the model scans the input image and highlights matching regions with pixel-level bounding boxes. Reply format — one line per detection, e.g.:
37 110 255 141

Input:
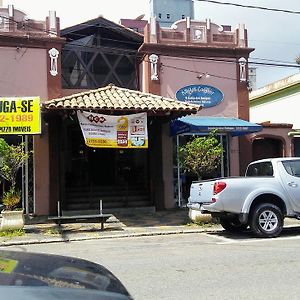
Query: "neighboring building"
139 18 261 202
150 0 194 27
0 6 64 215
0 6 199 215
248 67 257 91
119 18 148 34
0 5 265 215
249 73 300 158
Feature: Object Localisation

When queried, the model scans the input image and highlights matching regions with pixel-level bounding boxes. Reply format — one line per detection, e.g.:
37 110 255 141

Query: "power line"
195 0 300 14
1 14 300 70
159 61 237 80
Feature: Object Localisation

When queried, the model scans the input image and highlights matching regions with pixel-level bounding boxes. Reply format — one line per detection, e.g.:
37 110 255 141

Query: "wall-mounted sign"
175 84 224 108
77 111 148 148
0 97 41 135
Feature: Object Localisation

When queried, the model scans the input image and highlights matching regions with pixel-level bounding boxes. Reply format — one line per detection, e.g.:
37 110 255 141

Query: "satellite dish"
135 14 145 20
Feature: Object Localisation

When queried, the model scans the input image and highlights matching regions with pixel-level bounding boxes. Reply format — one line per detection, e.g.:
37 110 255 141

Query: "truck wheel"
219 217 248 233
250 203 283 238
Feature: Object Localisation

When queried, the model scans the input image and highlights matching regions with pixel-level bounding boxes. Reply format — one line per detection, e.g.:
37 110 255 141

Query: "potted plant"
0 138 29 231
179 131 223 222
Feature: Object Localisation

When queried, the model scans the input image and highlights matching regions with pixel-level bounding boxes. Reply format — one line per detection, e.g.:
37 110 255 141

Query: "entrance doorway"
252 137 283 160
63 120 151 210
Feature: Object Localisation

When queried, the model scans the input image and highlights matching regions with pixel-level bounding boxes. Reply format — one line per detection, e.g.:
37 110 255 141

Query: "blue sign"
175 84 224 108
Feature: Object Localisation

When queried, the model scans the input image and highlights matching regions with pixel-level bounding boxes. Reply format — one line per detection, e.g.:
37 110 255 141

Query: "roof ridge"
45 84 200 113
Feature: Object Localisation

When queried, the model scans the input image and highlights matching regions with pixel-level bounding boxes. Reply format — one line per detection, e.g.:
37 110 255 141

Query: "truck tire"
219 217 248 233
250 203 283 238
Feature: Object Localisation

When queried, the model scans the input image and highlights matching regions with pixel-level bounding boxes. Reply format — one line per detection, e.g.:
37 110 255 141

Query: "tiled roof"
44 84 200 113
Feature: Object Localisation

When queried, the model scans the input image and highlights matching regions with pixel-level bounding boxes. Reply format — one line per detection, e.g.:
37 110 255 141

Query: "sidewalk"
0 208 221 246
1 208 300 246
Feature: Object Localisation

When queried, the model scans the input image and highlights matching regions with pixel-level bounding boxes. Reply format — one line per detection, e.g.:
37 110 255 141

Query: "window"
282 160 300 177
246 162 273 177
167 13 170 19
158 13 162 19
182 15 185 19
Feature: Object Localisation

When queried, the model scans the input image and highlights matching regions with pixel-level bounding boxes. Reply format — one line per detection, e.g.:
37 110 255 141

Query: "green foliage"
2 187 21 210
0 138 29 188
0 138 29 211
179 131 223 180
0 228 25 238
45 227 62 235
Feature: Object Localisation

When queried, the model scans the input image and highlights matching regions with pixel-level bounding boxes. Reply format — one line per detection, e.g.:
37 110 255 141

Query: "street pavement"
0 208 300 246
4 228 300 300
0 208 221 246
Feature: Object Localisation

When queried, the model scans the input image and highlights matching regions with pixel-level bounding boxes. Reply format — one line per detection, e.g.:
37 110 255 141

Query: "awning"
44 84 200 118
170 116 263 136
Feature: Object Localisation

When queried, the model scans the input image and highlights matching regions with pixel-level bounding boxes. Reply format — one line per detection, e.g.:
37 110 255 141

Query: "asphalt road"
3 226 300 300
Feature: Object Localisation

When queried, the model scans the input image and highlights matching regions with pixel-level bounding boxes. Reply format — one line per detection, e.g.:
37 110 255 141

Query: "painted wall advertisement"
77 111 148 148
176 84 224 108
0 97 41 135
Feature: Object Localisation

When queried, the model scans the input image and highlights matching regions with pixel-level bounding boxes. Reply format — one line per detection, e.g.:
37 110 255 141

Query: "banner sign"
0 97 41 135
176 84 224 108
77 111 148 148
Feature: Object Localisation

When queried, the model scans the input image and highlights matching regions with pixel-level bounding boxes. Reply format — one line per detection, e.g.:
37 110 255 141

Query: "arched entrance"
252 137 284 160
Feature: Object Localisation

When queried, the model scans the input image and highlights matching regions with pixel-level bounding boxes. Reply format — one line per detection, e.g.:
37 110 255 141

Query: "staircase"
64 185 152 211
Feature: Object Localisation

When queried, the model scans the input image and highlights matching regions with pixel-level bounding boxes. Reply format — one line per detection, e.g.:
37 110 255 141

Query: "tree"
179 131 223 180
0 138 28 189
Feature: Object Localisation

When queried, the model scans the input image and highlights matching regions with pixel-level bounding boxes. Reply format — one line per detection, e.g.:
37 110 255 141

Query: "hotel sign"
0 97 41 135
176 84 224 108
77 111 148 148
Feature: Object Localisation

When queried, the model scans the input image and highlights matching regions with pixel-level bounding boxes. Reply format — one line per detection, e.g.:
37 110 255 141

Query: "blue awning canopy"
170 116 263 136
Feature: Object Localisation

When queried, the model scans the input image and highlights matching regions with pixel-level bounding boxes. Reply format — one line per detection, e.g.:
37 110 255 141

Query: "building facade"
0 6 199 215
0 6 64 215
250 73 300 158
150 0 194 27
139 18 261 203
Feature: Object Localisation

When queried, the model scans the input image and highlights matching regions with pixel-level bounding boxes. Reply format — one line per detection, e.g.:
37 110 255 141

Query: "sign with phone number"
0 97 41 135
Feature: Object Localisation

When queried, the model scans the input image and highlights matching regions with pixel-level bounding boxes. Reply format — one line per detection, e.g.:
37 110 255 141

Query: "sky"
3 0 300 89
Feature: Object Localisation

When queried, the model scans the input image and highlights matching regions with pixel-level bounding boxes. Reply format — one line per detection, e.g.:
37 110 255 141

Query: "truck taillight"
213 182 227 195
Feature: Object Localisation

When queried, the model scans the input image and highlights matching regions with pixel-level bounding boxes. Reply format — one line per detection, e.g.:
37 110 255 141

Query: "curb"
0 227 222 247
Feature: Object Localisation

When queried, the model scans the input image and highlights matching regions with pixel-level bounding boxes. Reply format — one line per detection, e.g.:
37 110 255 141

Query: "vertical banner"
0 97 41 135
77 111 148 148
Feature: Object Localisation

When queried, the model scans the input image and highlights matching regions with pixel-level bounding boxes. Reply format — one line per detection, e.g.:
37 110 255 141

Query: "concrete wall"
0 47 48 100
250 90 300 129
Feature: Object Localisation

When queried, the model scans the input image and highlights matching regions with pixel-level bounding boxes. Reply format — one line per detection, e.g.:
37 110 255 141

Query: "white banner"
77 111 148 148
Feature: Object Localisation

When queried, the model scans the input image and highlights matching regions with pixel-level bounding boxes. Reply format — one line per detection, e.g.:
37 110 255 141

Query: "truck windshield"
246 162 273 177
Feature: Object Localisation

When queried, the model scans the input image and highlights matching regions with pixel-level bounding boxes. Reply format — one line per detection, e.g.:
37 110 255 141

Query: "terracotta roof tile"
44 84 200 114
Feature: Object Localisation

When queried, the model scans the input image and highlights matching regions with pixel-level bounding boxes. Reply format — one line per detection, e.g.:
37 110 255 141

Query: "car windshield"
0 251 131 300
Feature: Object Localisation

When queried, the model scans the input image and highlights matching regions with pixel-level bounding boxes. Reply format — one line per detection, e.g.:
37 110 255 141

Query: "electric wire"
1 13 300 72
195 0 300 15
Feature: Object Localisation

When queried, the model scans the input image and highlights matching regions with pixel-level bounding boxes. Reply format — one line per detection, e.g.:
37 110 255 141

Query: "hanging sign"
176 84 224 108
77 111 148 148
0 97 41 135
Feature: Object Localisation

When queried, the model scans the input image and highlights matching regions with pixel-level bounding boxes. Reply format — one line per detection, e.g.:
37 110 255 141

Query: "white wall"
250 91 300 129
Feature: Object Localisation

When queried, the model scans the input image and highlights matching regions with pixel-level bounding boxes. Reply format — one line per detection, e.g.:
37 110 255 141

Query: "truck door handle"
288 182 298 188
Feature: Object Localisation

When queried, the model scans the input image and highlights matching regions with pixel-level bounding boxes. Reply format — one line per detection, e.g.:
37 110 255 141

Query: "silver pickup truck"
187 157 300 237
